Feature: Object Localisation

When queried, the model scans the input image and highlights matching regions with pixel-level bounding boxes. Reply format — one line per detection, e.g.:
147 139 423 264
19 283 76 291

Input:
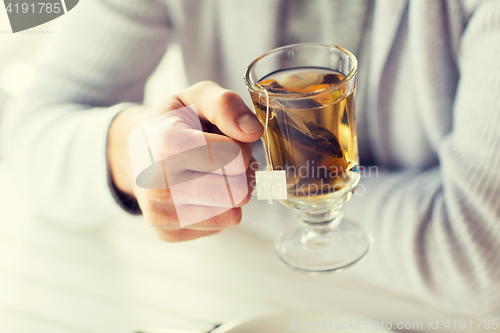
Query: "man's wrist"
107 105 148 197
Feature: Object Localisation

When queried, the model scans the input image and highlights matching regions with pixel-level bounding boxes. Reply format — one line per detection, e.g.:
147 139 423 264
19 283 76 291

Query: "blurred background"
0 9 188 152
0 8 44 118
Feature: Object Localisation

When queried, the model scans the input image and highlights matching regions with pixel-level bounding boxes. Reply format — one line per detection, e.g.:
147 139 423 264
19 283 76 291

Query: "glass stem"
298 200 345 249
298 190 352 229
299 206 344 230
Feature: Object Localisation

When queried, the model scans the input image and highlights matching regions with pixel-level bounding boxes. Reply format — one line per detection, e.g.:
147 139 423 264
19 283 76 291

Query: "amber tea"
252 67 358 201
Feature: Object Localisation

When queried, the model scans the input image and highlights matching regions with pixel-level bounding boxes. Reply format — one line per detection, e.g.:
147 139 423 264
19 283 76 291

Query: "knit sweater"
1 0 499 316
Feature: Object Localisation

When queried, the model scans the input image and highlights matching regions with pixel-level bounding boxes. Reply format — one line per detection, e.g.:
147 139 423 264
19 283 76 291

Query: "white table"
0 162 481 333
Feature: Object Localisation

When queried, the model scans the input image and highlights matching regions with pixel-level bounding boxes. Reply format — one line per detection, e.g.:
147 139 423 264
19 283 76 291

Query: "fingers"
152 207 240 241
163 172 249 207
204 134 252 176
144 157 256 209
136 155 254 241
174 206 243 230
129 82 263 243
176 81 264 143
142 105 253 176
145 201 243 231
153 228 222 243
161 135 253 176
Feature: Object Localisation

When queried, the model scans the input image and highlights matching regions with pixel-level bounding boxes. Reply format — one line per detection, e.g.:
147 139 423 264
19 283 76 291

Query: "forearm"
1 99 137 228
344 166 500 316
343 1 500 316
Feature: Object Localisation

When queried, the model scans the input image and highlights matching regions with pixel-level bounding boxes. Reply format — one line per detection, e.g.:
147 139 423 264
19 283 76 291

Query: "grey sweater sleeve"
343 1 500 316
0 0 170 228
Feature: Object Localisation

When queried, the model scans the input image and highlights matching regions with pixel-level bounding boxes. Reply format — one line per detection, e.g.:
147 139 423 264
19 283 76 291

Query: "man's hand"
108 81 263 242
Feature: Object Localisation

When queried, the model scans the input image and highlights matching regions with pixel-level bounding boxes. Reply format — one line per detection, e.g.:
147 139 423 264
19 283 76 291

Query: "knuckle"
144 206 179 229
147 107 202 158
202 217 226 230
236 190 252 207
209 212 235 229
156 96 182 113
229 209 242 227
215 90 239 110
191 80 218 97
156 120 190 156
205 184 232 207
235 150 249 174
221 148 246 175
230 177 249 205
145 188 173 203
194 80 215 89
211 142 249 175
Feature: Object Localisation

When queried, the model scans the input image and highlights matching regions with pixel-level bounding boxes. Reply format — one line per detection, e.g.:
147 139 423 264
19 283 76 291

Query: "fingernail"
237 114 262 134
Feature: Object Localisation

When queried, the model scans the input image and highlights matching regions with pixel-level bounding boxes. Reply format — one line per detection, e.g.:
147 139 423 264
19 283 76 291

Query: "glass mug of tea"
244 43 371 273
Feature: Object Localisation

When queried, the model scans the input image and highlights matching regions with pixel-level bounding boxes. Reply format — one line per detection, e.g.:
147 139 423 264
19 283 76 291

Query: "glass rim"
244 43 358 99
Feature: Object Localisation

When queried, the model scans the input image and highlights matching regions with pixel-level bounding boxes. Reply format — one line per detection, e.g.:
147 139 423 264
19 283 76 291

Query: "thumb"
176 81 264 143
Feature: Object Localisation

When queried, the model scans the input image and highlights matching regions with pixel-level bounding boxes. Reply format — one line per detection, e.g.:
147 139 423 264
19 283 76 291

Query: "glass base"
275 219 372 274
